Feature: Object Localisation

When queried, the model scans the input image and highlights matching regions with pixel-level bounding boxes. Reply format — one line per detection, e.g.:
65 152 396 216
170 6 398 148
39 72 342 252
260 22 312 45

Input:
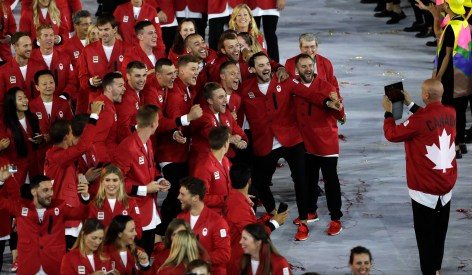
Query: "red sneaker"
292 212 319 225
294 223 309 241
327 220 342 236
11 260 18 272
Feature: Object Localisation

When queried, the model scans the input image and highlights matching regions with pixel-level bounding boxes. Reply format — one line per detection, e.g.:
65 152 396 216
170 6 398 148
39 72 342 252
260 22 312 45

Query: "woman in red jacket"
103 215 151 275
88 164 143 239
239 223 292 275
60 218 116 275
152 218 192 268
19 0 69 46
228 4 265 50
168 19 197 66
156 230 207 275
0 0 16 63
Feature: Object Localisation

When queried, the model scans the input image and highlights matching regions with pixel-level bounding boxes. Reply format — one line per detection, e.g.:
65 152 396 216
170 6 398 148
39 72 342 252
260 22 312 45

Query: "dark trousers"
208 16 229 51
412 199 450 275
65 235 77 251
136 228 155 257
306 154 343 221
177 16 208 41
0 240 5 271
442 92 468 144
156 162 189 236
252 143 308 219
254 15 280 62
161 26 177 56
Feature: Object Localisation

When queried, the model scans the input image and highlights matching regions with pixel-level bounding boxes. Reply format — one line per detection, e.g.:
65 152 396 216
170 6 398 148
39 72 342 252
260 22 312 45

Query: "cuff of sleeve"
60 93 70 100
156 177 164 184
89 78 95 87
81 194 90 201
0 181 4 186
270 219 280 229
323 98 331 109
137 185 147 196
180 115 190 126
384 112 393 119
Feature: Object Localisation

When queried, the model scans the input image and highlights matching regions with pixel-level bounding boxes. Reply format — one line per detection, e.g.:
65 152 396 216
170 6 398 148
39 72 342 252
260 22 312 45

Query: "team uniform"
60 249 114 275
115 82 144 143
92 94 118 163
104 245 152 275
18 9 69 46
0 5 16 62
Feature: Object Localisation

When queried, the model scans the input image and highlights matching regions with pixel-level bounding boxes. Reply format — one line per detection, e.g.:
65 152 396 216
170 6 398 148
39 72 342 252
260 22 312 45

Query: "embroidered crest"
276 85 281 92
114 114 117 121
184 94 188 101
220 229 227 237
93 56 98 63
36 112 43 120
119 55 124 62
248 92 255 99
9 76 16 84
214 171 220 180
225 120 230 126
202 228 208 236
122 210 128 215
123 16 129 22
155 17 159 23
78 266 85 274
59 63 63 70
59 111 63 118
74 51 79 59
292 79 300 84
21 207 28 216
97 212 104 220
139 156 145 165
54 207 59 216
158 95 163 103
135 206 140 214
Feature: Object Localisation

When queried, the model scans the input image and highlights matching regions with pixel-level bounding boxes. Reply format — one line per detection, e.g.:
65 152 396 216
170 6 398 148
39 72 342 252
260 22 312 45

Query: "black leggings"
254 15 280 62
161 26 177 56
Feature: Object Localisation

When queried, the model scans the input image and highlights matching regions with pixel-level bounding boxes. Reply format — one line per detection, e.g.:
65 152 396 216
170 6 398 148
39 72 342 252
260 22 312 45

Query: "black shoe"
386 11 406 24
404 23 424 32
375 10 393 17
460 144 468 154
426 40 437 47
361 0 378 3
456 149 463 159
416 27 434 38
374 2 385 11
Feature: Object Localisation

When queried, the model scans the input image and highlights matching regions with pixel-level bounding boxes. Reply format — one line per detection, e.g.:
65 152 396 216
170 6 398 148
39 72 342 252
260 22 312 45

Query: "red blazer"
104 245 152 275
228 92 244 127
88 198 143 239
30 95 73 172
60 35 85 68
76 146 101 197
93 94 118 163
0 57 47 106
116 83 144 143
60 249 114 275
0 196 90 275
209 0 246 14
384 102 457 195
78 40 125 100
19 9 69 45
156 77 194 163
114 2 166 52
255 0 278 10
114 131 161 226
174 0 207 13
177 206 231 275
192 152 232 215
45 119 96 227
294 78 343 156
0 5 16 61
0 160 19 237
284 54 339 92
246 254 292 275
30 48 78 99
156 0 176 26
240 76 323 156
0 122 40 186
55 0 82 32
190 104 247 158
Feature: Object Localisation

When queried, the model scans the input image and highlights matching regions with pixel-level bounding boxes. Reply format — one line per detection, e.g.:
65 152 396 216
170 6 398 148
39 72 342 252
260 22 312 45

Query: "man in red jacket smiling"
383 79 457 275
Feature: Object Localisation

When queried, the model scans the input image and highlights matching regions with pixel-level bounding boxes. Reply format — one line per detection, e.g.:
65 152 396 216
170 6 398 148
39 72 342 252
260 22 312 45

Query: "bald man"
383 79 457 275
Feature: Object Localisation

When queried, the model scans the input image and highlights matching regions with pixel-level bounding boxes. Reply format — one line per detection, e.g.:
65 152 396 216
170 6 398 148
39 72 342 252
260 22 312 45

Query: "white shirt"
190 214 199 229
80 39 87 47
36 208 46 223
42 53 53 69
133 6 141 19
19 117 27 132
120 251 128 267
108 198 116 212
19 65 27 80
87 254 95 271
40 7 48 19
258 82 282 150
251 259 259 273
148 53 157 66
103 45 114 61
43 101 53 118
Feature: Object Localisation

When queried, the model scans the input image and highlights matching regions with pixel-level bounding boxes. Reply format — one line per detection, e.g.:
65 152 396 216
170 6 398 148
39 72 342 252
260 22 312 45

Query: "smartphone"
384 82 404 102
277 202 288 213
8 164 17 173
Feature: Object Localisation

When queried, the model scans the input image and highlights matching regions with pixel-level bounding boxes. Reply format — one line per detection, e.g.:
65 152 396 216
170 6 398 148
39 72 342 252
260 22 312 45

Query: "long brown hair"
72 218 108 261
104 215 141 265
94 164 129 209
239 224 282 275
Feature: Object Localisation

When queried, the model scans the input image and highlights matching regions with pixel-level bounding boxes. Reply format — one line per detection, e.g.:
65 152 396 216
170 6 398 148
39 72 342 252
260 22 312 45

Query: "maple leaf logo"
425 129 455 173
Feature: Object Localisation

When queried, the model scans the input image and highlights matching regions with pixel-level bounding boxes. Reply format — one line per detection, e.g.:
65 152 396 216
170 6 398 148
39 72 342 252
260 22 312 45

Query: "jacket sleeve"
194 168 226 210
6 7 16 35
64 202 90 220
115 102 134 143
383 114 421 142
60 253 78 275
78 49 95 91
208 218 231 265
290 78 334 106
55 119 97 167
62 60 79 99
0 180 21 217
129 199 143 239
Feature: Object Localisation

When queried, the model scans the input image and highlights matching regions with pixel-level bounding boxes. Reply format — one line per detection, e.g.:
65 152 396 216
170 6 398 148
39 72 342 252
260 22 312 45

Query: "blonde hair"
86 24 98 45
94 164 129 209
159 230 201 271
33 0 61 28
72 219 108 261
228 4 262 38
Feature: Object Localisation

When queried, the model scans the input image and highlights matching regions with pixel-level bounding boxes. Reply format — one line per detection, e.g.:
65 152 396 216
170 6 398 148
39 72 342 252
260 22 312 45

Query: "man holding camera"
383 78 457 275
